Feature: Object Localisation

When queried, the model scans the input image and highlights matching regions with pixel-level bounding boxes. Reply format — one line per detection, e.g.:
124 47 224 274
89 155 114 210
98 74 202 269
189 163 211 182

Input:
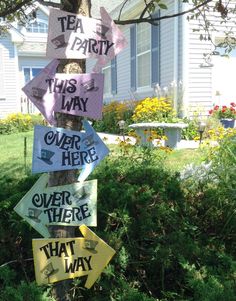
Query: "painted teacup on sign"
46 7 127 70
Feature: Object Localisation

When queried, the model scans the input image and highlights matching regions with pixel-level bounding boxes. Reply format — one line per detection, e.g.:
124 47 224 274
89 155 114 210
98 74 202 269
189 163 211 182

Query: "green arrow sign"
14 174 97 237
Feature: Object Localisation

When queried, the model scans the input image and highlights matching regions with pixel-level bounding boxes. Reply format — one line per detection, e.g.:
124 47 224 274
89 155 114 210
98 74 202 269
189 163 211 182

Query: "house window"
137 22 151 88
26 21 48 33
103 58 117 95
130 11 160 91
23 67 43 83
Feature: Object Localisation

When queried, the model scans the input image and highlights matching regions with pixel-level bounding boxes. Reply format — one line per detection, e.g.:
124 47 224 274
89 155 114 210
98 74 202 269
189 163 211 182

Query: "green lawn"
0 131 34 201
0 131 203 181
0 130 203 202
0 131 33 175
165 148 203 171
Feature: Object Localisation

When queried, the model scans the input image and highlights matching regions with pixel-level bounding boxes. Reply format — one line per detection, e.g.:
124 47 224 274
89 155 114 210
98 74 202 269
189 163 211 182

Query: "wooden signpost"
14 174 97 237
16 2 128 296
32 225 115 288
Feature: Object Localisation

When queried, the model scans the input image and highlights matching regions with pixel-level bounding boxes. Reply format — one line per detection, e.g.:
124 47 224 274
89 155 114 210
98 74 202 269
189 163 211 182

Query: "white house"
88 0 236 117
0 3 51 118
1 0 236 119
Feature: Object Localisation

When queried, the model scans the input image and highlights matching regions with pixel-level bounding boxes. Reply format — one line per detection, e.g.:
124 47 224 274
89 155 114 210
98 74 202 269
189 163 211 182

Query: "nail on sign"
14 174 97 237
32 225 115 288
32 120 109 182
46 7 127 71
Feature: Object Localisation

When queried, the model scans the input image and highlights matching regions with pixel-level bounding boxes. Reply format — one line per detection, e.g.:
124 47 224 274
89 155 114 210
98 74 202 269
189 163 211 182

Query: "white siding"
182 0 236 116
0 34 19 118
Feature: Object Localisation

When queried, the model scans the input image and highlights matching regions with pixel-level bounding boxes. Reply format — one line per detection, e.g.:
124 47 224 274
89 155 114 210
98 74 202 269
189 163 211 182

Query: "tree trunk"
48 1 91 300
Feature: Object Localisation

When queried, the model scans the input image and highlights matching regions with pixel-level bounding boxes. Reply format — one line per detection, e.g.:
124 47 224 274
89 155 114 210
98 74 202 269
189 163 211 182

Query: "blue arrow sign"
32 120 109 180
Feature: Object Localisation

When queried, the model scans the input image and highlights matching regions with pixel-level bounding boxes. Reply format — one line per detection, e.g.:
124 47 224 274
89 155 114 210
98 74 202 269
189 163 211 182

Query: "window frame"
22 67 43 83
23 19 48 35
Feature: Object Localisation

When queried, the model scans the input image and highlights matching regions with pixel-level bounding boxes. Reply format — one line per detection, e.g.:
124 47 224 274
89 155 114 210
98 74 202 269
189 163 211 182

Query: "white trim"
136 86 153 94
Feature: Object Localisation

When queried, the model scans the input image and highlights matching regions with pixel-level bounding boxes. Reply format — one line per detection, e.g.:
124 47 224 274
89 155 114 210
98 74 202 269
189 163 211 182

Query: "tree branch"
140 0 154 19
114 0 214 25
118 0 130 21
37 0 60 8
0 258 33 268
0 0 33 18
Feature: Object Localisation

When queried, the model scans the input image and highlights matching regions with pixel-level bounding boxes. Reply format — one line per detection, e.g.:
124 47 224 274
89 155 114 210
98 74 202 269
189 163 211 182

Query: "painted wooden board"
46 7 127 71
14 174 97 237
32 225 116 288
22 72 104 124
32 120 109 182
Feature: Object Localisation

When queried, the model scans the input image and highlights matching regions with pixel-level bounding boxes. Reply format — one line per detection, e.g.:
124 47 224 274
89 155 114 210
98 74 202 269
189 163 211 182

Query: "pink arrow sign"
22 71 104 124
46 7 127 71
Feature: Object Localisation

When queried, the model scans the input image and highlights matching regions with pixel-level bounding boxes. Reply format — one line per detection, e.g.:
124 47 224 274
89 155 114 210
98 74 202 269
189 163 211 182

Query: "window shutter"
151 11 160 86
130 25 136 91
111 57 117 95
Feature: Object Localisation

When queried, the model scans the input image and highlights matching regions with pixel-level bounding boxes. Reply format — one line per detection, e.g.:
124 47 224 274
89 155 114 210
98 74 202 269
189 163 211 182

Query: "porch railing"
20 96 39 114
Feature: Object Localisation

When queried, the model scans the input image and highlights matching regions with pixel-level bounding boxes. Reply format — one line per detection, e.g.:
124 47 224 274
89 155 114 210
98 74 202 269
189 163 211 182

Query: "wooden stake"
48 1 91 299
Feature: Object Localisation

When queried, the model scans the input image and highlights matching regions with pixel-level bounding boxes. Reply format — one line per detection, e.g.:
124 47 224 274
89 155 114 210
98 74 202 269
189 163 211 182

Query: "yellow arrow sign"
32 225 115 288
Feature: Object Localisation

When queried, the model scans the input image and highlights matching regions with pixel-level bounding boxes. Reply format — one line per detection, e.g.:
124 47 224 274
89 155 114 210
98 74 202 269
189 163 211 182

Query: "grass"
165 148 203 171
0 131 34 201
0 131 203 201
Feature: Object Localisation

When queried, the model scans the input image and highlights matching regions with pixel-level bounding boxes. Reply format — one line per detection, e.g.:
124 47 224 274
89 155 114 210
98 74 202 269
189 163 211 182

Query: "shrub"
0 113 44 134
181 117 199 140
1 134 236 301
132 97 179 123
93 100 134 134
0 267 55 301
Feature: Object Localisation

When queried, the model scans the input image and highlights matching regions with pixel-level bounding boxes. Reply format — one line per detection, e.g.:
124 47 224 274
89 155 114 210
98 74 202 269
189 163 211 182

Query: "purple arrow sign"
46 7 127 71
22 60 59 125
32 120 109 181
22 70 104 124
